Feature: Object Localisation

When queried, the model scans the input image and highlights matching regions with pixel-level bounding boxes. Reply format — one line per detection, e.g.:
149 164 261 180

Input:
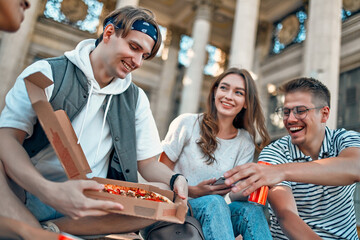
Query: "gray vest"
23 56 139 182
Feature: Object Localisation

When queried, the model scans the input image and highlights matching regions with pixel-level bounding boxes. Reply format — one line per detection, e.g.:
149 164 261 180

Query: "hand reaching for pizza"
40 179 124 219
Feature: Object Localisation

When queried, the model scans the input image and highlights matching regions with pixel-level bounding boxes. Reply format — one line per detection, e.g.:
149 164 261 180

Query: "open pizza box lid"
24 72 187 224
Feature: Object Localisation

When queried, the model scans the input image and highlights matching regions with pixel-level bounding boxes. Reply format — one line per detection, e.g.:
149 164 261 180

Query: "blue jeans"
25 191 64 222
189 195 272 240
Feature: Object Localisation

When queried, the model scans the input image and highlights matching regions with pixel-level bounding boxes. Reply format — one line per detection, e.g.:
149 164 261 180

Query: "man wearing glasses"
224 77 360 239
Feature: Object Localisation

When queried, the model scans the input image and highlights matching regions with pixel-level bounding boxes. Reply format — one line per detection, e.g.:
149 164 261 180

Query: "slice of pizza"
103 184 173 204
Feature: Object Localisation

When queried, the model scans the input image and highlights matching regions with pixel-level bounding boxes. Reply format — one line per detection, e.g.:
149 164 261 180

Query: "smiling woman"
158 67 272 240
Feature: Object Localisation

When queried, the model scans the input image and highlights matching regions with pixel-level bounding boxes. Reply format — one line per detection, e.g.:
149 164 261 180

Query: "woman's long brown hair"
197 68 270 165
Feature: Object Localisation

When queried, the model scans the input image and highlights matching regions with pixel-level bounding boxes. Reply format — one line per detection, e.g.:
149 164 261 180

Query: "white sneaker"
41 221 60 233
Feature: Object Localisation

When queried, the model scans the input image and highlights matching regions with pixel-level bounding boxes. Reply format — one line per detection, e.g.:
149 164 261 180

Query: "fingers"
50 180 124 219
176 191 187 200
211 183 231 191
224 165 243 179
75 180 104 191
89 199 124 211
231 175 261 195
224 163 261 187
200 178 217 186
69 209 110 219
224 164 251 185
213 188 232 196
67 198 124 219
174 185 188 200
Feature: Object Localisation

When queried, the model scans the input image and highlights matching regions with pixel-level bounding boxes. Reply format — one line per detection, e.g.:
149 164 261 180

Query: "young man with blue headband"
0 6 188 235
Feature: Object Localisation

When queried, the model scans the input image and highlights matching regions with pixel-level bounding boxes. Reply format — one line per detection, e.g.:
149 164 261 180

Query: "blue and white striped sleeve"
333 128 360 153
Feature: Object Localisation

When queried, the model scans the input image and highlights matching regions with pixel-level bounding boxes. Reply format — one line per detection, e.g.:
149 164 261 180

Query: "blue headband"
103 18 158 44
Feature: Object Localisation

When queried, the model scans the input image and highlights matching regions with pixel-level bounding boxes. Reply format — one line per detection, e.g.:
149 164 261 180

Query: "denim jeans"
25 191 64 222
189 195 272 240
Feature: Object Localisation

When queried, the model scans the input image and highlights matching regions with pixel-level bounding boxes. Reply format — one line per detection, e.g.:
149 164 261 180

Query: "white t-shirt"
162 113 255 186
0 39 162 182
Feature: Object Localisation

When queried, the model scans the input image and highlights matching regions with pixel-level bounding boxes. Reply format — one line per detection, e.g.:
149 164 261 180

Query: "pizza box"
24 72 187 224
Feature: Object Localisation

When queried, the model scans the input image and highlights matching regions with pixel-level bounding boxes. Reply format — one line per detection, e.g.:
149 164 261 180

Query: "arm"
268 185 321 240
284 147 360 185
137 155 188 200
224 147 360 195
0 128 124 219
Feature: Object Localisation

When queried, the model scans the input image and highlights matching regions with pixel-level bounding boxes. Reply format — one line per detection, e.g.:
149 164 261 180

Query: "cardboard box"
24 72 187 224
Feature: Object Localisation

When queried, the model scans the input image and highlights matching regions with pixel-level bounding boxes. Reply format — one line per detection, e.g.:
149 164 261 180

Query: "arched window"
44 0 103 33
178 35 226 77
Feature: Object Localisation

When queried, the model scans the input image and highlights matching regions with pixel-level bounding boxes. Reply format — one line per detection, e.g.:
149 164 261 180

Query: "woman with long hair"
160 68 272 240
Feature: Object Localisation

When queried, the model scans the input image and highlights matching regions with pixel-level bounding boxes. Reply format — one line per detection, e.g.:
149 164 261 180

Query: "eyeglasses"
275 105 324 120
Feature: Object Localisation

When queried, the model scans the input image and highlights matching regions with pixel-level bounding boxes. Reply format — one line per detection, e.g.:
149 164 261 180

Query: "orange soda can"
248 161 271 205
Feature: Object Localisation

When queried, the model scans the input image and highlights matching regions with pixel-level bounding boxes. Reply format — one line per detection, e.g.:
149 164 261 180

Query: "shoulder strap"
188 202 194 217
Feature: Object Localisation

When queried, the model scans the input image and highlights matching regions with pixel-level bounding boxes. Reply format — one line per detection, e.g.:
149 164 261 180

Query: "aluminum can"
248 161 271 205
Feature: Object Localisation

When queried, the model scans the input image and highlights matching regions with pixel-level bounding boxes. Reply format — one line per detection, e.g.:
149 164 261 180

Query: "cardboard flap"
24 72 91 179
25 72 53 90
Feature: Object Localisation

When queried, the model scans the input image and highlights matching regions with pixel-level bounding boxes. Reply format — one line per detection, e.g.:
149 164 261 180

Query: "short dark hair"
96 6 162 60
279 77 331 108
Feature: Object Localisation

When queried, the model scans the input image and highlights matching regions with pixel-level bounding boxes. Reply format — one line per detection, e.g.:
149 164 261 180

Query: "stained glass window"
271 8 307 54
341 7 359 21
44 0 103 33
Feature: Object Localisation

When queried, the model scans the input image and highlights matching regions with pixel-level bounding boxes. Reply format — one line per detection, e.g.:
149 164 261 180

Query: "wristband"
170 173 187 191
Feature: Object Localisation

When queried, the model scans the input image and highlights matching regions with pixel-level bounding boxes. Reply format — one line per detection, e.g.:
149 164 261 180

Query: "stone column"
154 26 182 139
116 0 139 9
229 0 260 70
179 0 214 114
303 0 342 129
0 0 41 111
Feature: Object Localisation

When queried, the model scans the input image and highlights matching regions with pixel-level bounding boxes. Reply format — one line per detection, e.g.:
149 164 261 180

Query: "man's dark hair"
279 77 331 108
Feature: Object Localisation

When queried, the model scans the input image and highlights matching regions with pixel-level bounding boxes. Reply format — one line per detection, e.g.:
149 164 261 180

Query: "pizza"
103 184 173 204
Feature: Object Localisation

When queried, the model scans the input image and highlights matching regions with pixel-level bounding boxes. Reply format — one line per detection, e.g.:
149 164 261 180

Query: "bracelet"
170 173 187 191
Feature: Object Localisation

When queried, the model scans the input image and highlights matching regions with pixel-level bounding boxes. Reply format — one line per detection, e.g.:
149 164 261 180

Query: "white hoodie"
0 39 162 182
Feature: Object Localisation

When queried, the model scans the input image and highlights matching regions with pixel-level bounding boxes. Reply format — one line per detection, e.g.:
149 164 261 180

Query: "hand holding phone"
213 176 226 185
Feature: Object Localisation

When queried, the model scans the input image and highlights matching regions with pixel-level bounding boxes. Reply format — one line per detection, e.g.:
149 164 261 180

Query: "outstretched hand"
41 179 124 219
188 178 231 198
224 162 284 196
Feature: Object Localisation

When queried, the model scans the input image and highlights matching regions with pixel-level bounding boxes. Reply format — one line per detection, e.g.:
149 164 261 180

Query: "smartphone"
213 176 226 185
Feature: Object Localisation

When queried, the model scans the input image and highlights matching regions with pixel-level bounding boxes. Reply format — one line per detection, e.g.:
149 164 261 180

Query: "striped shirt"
259 127 360 240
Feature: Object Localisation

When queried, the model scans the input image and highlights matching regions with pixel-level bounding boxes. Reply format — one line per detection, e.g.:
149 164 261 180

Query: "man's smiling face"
283 91 327 149
102 26 154 80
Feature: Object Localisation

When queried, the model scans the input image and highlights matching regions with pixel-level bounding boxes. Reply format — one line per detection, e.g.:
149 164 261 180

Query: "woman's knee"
229 201 265 218
197 195 229 213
